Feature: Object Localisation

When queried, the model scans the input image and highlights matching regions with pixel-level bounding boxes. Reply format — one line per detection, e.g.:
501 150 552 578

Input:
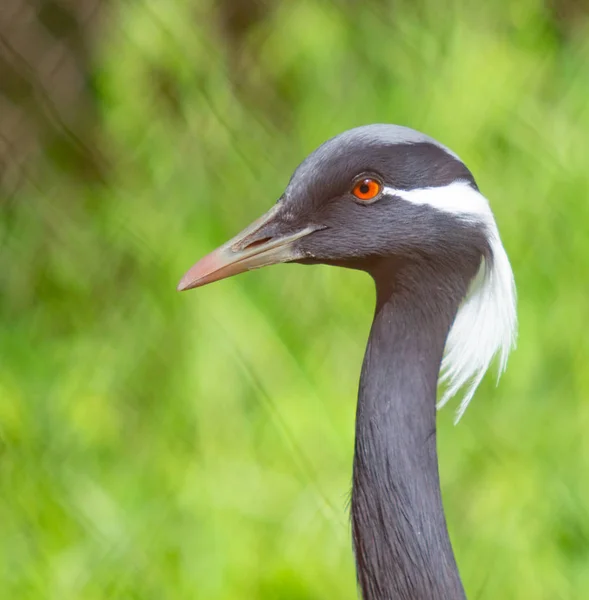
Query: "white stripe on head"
382 181 517 422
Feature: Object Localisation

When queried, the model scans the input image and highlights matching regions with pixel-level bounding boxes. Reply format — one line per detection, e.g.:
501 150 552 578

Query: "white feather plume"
383 181 518 421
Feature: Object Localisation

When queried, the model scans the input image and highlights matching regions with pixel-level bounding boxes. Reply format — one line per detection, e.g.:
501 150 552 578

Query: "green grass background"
2 0 589 598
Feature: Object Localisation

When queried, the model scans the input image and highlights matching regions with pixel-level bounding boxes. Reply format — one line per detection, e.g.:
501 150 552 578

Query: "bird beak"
177 205 319 291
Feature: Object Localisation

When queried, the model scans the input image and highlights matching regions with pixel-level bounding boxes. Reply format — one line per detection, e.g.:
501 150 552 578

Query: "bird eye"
352 178 382 202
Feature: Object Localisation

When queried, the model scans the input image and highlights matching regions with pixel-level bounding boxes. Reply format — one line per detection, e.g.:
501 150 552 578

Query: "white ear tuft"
438 221 517 422
383 181 518 421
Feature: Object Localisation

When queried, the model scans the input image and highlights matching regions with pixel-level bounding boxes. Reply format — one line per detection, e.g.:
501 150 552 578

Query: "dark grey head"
276 124 486 273
179 125 489 281
178 124 517 418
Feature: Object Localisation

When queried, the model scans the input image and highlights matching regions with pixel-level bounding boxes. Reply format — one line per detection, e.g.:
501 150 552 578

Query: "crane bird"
178 125 517 599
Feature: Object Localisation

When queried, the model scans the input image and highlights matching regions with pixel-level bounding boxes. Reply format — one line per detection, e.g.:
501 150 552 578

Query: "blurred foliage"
1 0 589 598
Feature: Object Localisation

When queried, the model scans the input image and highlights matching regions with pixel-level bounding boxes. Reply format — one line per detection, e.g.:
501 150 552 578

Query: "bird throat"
352 260 470 600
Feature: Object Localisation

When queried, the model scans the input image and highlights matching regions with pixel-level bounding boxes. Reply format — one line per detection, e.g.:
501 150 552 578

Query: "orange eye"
352 178 382 201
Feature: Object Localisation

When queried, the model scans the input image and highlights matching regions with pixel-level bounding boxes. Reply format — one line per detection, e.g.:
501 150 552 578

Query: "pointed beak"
177 205 319 291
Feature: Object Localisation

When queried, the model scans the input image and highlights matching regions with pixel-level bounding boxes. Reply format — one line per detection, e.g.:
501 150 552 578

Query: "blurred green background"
1 0 589 598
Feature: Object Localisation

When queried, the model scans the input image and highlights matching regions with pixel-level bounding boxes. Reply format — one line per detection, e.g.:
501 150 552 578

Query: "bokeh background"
2 0 589 598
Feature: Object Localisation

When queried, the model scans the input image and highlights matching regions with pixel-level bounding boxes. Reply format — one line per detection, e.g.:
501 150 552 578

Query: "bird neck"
352 259 470 600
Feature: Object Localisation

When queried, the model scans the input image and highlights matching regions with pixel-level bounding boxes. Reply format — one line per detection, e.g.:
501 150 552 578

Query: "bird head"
177 124 492 290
